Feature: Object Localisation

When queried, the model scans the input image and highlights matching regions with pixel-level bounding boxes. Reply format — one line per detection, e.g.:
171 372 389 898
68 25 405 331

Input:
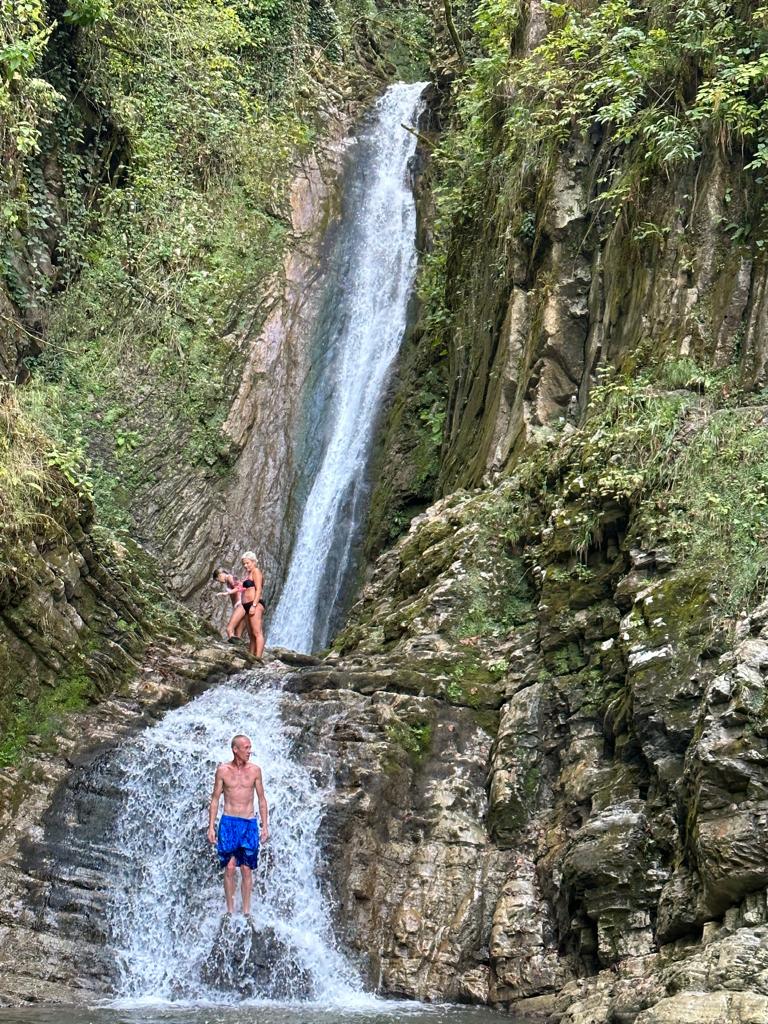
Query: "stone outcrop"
283 678 508 1002
329 479 768 1021
0 485 156 741
202 919 314 999
435 115 768 497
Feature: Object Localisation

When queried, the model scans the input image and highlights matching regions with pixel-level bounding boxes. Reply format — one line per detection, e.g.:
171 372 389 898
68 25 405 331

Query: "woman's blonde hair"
241 550 258 564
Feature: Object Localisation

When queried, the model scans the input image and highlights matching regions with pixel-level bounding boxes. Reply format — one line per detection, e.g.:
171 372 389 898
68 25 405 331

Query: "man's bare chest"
222 767 256 794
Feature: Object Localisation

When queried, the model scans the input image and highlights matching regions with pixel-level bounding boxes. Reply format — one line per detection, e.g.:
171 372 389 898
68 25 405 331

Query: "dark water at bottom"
0 1004 516 1024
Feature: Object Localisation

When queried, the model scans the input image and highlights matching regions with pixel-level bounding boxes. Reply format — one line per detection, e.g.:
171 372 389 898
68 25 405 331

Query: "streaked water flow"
108 679 361 1003
107 82 427 1009
269 81 425 653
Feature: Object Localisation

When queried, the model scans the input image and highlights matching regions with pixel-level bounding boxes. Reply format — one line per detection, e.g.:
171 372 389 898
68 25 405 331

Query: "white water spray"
269 81 425 653
108 679 361 1003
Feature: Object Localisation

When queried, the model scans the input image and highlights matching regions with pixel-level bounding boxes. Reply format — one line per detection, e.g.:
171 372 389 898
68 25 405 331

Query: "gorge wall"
4 0 768 1022
345 0 768 1018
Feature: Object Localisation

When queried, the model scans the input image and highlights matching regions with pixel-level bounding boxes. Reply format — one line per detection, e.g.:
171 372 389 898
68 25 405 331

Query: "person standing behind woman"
226 551 265 658
213 568 247 640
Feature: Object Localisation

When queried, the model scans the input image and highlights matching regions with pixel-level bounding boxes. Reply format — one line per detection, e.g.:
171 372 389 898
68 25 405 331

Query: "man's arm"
254 767 269 842
207 765 224 844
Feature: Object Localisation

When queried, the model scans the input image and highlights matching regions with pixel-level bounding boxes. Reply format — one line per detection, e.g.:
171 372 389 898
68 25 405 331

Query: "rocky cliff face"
331 477 768 1022
7 499 768 1023
0 648 502 1006
426 0 768 496
437 135 768 495
134 111 357 621
0 428 184 752
337 6 768 1012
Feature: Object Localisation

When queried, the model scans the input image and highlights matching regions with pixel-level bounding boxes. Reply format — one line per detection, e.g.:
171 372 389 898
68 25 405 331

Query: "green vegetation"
456 552 533 639
386 716 433 765
6 0 325 502
510 362 768 616
426 0 768 250
2 0 436 529
0 665 92 768
662 406 768 609
0 384 86 567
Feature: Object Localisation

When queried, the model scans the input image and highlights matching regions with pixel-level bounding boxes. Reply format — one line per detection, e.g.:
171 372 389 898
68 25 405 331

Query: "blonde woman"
226 551 265 658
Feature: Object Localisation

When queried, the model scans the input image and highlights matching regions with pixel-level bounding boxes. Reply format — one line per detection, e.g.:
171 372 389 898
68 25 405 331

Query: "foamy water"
107 678 362 1003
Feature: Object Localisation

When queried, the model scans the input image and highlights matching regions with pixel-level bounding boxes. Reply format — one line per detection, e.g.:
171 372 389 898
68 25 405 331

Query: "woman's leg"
236 608 248 638
227 604 245 639
248 606 265 658
229 599 247 638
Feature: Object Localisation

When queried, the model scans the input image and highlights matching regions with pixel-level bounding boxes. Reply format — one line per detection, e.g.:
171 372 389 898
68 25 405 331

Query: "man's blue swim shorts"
217 815 260 869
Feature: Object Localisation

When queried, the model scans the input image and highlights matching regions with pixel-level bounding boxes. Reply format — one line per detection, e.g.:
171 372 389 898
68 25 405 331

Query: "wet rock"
282 683 512 1003
0 640 256 1005
201 918 313 999
635 991 768 1024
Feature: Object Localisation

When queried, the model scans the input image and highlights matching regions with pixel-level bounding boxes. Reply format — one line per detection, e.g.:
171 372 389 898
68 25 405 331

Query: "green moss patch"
385 717 434 767
0 664 93 768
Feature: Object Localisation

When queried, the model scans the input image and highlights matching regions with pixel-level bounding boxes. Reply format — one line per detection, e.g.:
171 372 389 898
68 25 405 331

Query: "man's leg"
223 857 237 913
240 865 253 915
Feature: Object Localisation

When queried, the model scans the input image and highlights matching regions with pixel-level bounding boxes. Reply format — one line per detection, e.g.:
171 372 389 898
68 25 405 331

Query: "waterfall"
106 83 427 1007
108 677 362 1004
269 81 425 654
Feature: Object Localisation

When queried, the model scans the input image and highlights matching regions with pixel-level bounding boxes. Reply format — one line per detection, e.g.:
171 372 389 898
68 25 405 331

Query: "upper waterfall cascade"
268 81 425 654
108 679 363 1003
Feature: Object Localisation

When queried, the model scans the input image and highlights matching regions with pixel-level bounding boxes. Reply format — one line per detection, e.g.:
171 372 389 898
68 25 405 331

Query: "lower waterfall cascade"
107 679 364 1004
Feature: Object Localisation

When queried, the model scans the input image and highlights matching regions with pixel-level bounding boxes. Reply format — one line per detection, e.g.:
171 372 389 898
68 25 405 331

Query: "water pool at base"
0 1004 516 1024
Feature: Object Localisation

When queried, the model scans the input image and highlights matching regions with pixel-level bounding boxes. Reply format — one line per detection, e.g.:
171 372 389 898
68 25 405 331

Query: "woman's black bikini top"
242 578 256 590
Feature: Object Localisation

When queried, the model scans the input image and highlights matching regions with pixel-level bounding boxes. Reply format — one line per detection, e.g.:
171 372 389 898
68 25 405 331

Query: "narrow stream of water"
268 81 425 654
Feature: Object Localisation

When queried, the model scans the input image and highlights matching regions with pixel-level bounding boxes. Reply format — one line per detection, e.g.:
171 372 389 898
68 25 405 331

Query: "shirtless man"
207 734 270 915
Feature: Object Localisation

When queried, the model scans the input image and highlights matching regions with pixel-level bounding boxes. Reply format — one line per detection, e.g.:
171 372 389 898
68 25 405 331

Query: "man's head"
231 734 252 762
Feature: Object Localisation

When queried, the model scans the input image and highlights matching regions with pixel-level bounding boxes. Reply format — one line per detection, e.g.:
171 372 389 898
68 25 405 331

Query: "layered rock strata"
436 102 768 498
0 489 155 738
334 481 768 1023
